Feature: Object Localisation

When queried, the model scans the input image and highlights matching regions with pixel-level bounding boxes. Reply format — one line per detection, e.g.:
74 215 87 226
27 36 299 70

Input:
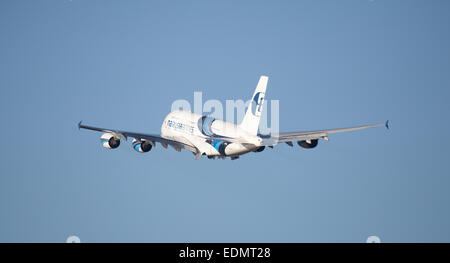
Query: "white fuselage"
160 110 262 157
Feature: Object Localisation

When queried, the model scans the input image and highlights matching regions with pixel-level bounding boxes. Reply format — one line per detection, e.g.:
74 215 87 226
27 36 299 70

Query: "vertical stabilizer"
239 76 268 135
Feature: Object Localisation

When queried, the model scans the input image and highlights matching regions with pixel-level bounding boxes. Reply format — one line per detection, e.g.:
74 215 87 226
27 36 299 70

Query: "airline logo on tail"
251 91 265 116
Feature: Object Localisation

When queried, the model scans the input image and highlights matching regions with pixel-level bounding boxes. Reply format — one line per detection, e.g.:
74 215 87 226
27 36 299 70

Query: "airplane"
79 76 389 160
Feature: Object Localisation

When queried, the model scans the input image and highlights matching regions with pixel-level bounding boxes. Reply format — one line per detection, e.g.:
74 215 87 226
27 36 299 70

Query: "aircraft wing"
78 121 198 154
263 120 389 146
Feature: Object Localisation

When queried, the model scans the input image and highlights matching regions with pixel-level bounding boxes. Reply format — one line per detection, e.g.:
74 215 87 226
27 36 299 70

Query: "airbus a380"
79 76 388 160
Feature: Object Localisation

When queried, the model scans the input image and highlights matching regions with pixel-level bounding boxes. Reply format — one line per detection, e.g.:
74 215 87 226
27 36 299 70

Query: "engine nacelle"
132 139 153 153
254 146 265 152
297 139 318 149
100 133 120 149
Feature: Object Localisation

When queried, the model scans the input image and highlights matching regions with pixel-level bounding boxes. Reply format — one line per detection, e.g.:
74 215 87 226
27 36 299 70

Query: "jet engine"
100 133 120 149
297 139 318 149
132 139 153 153
254 146 265 152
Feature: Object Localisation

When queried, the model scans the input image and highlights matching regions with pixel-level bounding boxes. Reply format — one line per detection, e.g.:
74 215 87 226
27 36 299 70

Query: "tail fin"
240 75 268 135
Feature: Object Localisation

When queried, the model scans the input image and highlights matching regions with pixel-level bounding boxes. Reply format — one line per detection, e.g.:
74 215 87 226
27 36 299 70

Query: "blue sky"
1 0 450 242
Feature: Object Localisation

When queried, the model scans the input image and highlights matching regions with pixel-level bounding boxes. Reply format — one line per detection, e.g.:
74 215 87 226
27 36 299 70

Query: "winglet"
78 120 82 130
385 120 389 130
